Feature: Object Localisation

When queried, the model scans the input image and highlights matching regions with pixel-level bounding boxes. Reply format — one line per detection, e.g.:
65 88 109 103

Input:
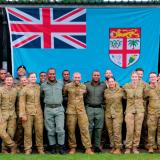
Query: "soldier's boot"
148 147 154 153
50 145 56 154
59 145 65 155
69 148 76 154
38 149 45 154
10 143 17 154
124 149 131 154
25 149 32 155
113 148 121 154
85 148 94 155
94 147 102 153
153 144 157 150
132 147 139 154
110 148 115 153
1 149 9 154
145 144 149 150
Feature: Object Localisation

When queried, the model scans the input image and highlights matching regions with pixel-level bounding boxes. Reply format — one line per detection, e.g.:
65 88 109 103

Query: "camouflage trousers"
105 113 123 149
0 114 16 148
125 113 144 149
14 117 24 148
67 114 92 149
22 114 44 151
147 114 160 148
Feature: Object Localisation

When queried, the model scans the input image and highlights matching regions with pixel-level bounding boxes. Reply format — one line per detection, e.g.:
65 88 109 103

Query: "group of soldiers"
0 66 160 155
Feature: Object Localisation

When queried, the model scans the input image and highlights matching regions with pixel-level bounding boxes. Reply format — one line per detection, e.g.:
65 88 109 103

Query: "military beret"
17 65 26 71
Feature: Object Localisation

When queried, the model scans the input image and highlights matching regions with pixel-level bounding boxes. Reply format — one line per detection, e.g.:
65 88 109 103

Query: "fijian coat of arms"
109 28 141 68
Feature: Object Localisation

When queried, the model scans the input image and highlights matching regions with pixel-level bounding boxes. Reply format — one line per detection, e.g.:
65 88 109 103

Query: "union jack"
6 8 86 49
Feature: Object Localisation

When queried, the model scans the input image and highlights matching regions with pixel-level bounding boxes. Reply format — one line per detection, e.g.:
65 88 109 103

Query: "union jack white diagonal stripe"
6 8 86 49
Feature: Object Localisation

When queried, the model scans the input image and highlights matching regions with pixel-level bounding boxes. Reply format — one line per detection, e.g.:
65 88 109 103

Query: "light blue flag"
6 7 160 85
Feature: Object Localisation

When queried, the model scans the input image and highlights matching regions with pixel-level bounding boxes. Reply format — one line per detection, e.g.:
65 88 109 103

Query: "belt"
88 104 102 108
46 104 61 108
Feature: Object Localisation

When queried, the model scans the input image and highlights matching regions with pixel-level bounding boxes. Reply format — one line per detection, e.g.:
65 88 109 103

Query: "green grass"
0 153 159 160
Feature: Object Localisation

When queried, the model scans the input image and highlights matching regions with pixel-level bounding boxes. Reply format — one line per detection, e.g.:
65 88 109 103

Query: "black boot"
94 147 102 153
59 145 65 155
50 145 56 154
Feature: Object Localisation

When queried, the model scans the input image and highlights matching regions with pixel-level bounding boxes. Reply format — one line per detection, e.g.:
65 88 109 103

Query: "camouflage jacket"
144 83 160 115
104 85 123 118
63 82 86 114
19 84 42 117
123 83 145 114
0 86 17 120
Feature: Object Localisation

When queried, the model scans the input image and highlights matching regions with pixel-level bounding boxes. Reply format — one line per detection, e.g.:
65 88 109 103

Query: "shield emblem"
109 28 141 68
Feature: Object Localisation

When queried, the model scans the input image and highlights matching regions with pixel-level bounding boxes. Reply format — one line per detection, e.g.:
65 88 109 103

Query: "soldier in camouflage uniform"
0 75 17 154
144 72 160 153
104 77 123 154
14 76 28 152
19 72 44 154
123 71 145 154
63 72 93 154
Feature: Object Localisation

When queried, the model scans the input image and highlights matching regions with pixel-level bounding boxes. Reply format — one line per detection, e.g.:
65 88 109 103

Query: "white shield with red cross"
109 28 141 68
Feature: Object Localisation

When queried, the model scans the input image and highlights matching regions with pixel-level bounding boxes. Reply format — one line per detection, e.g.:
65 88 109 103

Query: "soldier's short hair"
62 70 70 75
131 71 138 76
149 72 157 76
108 77 115 81
135 68 144 72
5 74 13 80
28 72 36 77
47 68 56 74
39 71 46 75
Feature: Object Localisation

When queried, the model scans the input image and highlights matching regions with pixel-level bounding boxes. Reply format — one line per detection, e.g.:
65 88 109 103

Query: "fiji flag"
6 7 160 85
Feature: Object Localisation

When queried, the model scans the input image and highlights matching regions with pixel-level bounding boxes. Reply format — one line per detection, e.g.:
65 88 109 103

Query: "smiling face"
5 76 14 87
136 70 144 81
48 69 56 82
62 70 70 81
40 72 47 83
131 72 139 84
92 71 100 82
73 72 81 85
149 73 157 84
20 76 28 86
28 73 37 84
105 70 113 80
108 77 116 89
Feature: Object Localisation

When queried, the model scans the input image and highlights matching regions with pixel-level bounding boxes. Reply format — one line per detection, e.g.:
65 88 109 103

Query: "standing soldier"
85 70 106 152
123 71 145 154
0 75 17 154
104 77 123 154
145 72 160 153
41 68 65 154
19 72 44 154
14 76 28 153
63 72 94 154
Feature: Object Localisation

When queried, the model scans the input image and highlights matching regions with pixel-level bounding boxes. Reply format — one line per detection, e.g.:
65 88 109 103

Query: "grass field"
0 152 160 160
